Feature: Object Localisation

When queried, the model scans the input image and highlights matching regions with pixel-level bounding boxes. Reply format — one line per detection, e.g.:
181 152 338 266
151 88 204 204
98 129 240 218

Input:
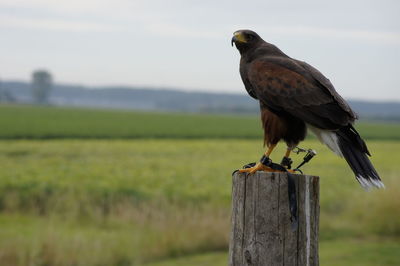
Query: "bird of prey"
231 29 384 189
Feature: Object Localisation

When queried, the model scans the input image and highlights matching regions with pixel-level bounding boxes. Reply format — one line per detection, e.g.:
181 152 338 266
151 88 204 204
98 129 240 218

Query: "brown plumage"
232 29 384 189
260 102 306 148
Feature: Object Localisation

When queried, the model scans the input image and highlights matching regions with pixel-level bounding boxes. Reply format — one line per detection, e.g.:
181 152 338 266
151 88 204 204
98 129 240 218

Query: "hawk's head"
231 30 262 54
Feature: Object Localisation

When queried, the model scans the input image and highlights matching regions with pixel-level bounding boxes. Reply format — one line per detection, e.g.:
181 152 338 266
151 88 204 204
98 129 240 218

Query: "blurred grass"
145 252 228 266
0 104 260 139
145 239 400 266
1 104 400 140
0 104 399 265
0 139 399 265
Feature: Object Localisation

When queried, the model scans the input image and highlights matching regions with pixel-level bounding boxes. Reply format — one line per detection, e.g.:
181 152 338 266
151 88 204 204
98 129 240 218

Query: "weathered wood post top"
229 171 320 266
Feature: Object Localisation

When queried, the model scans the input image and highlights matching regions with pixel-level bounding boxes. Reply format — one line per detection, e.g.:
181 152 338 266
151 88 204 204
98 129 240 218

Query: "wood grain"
229 172 319 266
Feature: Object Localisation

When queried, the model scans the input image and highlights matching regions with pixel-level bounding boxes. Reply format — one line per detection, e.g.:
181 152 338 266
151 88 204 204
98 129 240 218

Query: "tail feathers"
337 127 384 189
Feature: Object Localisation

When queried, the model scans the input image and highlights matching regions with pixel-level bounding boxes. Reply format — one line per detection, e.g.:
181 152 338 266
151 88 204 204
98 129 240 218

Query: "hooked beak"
231 31 247 47
231 36 237 47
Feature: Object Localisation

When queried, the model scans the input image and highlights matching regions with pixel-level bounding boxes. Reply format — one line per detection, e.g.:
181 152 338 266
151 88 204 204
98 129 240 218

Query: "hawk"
231 29 384 189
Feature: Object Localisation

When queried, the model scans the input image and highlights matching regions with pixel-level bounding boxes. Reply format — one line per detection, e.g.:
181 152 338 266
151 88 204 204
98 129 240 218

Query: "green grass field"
147 239 400 266
0 104 399 265
1 104 400 140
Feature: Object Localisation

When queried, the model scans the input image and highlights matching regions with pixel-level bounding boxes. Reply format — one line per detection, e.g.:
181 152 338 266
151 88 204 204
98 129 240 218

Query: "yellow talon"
238 144 297 174
239 162 277 174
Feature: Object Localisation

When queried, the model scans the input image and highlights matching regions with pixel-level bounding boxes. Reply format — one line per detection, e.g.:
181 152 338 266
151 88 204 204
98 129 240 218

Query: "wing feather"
247 56 356 130
296 60 357 118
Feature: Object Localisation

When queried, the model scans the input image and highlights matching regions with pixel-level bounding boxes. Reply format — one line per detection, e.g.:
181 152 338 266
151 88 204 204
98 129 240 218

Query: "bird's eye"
246 34 254 41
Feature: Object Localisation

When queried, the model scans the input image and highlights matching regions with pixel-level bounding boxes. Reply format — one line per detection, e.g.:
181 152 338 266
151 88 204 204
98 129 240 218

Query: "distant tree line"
0 70 53 104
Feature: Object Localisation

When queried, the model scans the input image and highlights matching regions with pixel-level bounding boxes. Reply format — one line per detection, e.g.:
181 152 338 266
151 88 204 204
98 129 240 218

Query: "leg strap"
260 155 272 166
281 156 293 169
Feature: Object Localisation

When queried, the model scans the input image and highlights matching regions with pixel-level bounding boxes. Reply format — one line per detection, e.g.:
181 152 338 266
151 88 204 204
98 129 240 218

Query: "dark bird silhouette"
232 29 384 189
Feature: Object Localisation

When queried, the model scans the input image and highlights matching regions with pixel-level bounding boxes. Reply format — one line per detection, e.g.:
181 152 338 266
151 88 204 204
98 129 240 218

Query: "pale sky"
1 0 400 101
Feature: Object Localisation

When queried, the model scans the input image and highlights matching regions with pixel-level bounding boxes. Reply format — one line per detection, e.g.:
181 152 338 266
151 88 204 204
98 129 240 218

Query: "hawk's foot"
239 162 275 174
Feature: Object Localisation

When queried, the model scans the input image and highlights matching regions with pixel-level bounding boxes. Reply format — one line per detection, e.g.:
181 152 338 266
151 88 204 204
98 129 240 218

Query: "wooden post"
229 171 319 266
